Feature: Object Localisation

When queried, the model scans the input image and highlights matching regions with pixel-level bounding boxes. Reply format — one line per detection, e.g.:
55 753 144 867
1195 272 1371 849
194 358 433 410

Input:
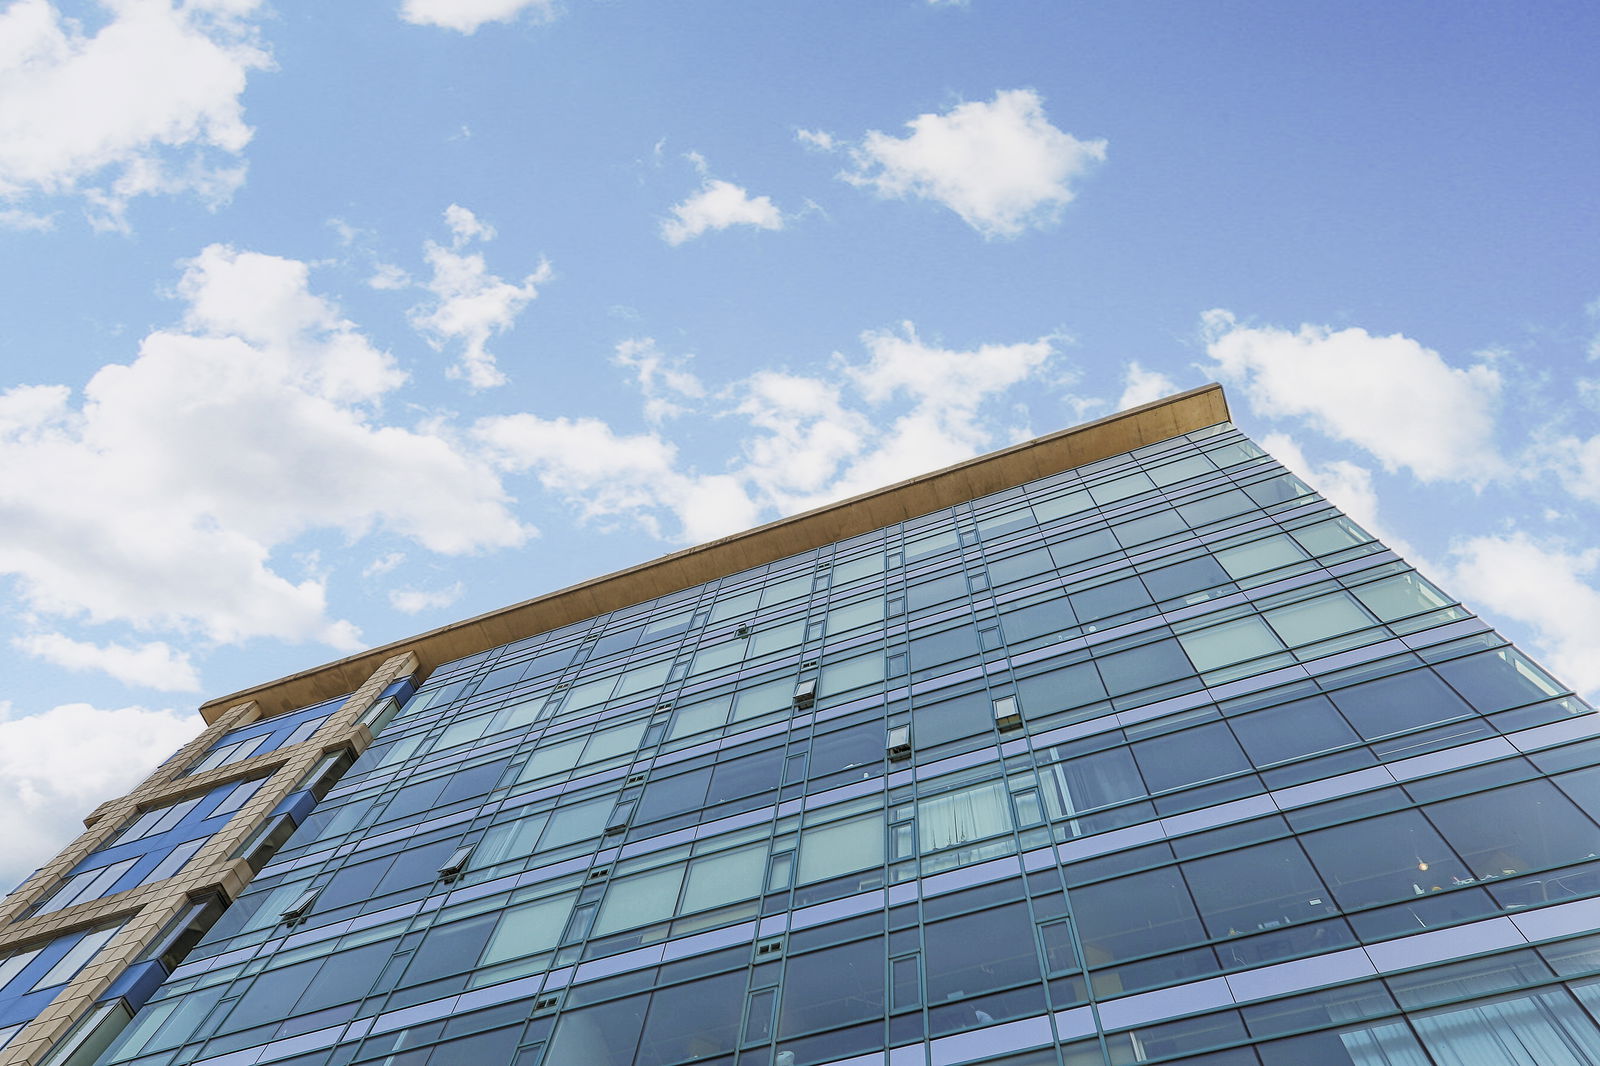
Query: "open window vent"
993 696 1023 732
792 679 817 710
437 845 474 883
886 724 912 762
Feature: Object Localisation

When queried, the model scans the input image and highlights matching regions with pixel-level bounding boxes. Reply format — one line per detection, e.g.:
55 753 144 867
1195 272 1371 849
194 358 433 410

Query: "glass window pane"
1000 599 1077 645
540 797 611 849
1353 572 1451 622
636 971 745 1066
1182 840 1333 939
778 937 886 1037
1327 669 1476 740
1068 576 1151 623
797 812 884 884
583 720 647 764
1229 695 1363 766
1413 987 1600 1065
667 696 731 740
826 598 885 635
544 993 649 1066
913 692 991 746
1073 868 1206 966
1436 648 1564 713
1144 556 1230 603
1215 535 1307 579
1265 592 1374 647
1425 780 1600 880
1016 661 1106 717
917 780 1013 853
682 844 766 912
1096 639 1194 697
1031 490 1093 523
1133 722 1250 793
923 902 1041 1002
481 894 574 964
1289 517 1369 556
1180 617 1285 672
1299 810 1470 909
593 864 685 936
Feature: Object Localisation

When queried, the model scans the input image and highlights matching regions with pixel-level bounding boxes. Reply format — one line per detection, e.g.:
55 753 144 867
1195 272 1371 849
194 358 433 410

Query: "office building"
5 384 1600 1066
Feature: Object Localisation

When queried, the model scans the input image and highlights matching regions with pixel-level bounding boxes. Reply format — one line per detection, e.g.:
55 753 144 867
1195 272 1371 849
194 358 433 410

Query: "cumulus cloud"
389 582 464 614
0 0 272 230
0 244 530 648
1254 431 1425 563
613 337 705 422
408 204 552 389
399 0 557 33
363 551 406 577
1117 362 1181 411
0 701 200 892
1202 310 1506 485
1546 405 1600 506
15 633 201 692
1447 534 1600 699
478 323 1064 543
795 128 835 152
835 89 1106 238
660 156 784 245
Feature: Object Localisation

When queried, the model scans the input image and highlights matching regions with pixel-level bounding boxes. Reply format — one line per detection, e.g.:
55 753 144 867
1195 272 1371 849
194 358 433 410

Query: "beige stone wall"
0 652 417 1066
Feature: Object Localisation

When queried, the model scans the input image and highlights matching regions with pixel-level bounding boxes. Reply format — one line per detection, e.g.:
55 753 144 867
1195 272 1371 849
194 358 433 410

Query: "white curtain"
917 780 1012 853
1408 990 1600 1066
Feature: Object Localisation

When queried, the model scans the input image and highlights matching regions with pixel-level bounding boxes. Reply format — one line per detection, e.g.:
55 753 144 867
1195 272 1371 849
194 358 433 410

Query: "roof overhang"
200 383 1230 722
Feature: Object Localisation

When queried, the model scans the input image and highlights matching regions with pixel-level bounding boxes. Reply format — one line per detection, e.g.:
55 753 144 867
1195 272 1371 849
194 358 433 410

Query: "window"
32 857 137 915
796 811 884 884
32 924 122 989
917 780 1013 855
106 795 203 848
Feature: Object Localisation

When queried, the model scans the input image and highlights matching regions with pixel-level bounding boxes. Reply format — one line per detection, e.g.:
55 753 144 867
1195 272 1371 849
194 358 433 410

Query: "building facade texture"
5 388 1600 1066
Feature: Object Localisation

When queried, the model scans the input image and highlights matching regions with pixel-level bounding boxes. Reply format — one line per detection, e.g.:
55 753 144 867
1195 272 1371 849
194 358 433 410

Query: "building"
4 383 1600 1066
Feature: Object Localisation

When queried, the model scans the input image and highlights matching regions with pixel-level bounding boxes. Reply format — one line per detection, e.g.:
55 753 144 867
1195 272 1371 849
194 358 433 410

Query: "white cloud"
1202 310 1507 485
15 632 201 692
795 128 835 152
363 551 406 577
1585 296 1600 361
0 243 530 648
399 0 557 33
476 414 756 542
0 701 200 893
479 323 1064 542
1447 534 1600 699
0 206 54 231
368 262 411 290
838 89 1106 238
389 582 464 614
613 337 705 422
1255 431 1423 561
1116 361 1180 412
0 0 272 230
408 204 552 389
660 162 784 245
1547 377 1600 505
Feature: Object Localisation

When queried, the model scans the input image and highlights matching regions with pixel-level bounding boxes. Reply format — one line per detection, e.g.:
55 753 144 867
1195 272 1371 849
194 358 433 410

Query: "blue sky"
0 0 1597 885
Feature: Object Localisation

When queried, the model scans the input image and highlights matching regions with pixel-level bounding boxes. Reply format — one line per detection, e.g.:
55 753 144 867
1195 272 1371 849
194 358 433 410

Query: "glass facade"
80 421 1600 1066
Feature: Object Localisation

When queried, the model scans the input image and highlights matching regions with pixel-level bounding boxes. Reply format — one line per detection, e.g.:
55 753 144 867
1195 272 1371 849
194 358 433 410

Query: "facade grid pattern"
72 420 1600 1066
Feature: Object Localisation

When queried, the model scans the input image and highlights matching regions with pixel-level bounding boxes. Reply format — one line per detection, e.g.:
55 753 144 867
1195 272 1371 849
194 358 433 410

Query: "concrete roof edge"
199 384 1230 722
